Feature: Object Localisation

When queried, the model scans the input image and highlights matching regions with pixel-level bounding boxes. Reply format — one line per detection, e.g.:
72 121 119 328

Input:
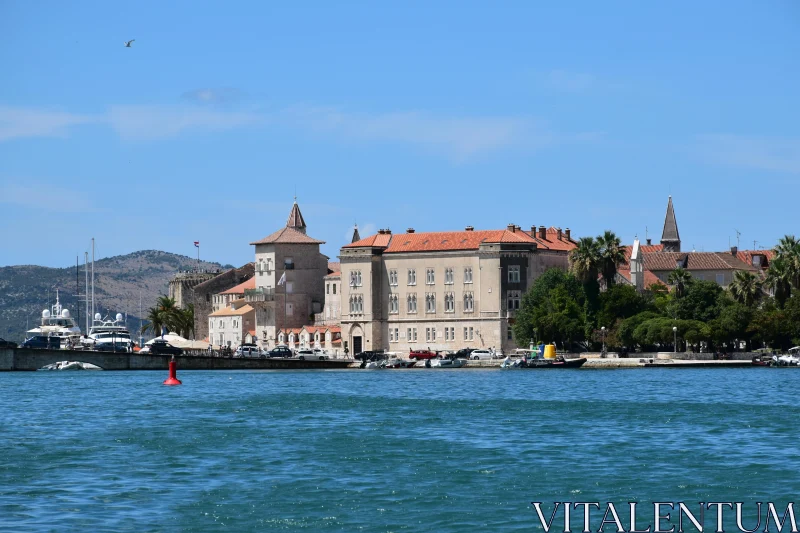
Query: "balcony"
244 287 276 302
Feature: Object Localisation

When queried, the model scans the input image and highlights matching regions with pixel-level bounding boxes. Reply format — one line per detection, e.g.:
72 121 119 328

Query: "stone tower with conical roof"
660 196 681 252
286 199 307 234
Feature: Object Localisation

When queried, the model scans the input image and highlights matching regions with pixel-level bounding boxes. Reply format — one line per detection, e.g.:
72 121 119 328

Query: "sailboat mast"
91 237 95 327
84 252 89 332
76 256 80 328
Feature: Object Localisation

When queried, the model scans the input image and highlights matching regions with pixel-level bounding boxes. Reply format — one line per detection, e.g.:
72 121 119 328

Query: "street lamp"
601 326 606 357
673 326 678 353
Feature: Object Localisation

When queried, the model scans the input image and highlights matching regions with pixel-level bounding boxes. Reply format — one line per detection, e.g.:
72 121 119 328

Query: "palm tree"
668 267 693 298
596 230 628 288
569 237 601 285
141 305 166 336
773 235 800 289
728 270 763 307
766 256 793 308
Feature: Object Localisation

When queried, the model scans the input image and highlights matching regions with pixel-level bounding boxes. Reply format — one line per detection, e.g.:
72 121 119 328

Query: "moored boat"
516 356 587 369
23 291 82 349
430 358 466 368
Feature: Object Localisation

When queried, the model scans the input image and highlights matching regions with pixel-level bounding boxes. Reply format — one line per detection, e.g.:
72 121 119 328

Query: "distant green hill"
0 250 230 343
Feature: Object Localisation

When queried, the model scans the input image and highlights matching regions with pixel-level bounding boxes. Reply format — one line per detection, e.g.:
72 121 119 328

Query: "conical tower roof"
660 196 681 252
286 200 307 234
351 224 361 243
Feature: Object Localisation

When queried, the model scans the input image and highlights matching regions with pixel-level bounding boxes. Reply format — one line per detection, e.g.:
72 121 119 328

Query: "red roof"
219 277 256 295
250 227 324 245
344 227 575 254
644 252 756 272
526 227 578 252
736 249 774 270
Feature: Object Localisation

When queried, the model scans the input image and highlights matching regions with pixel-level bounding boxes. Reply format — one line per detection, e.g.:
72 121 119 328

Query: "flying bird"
124 39 135 47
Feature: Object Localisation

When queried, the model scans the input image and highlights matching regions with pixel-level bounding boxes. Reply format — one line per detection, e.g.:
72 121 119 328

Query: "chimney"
730 246 738 255
377 229 384 234
507 223 515 232
465 226 474 231
385 228 391 235
646 238 652 246
557 228 563 240
565 228 571 240
530 226 537 237
406 228 415 234
539 225 546 240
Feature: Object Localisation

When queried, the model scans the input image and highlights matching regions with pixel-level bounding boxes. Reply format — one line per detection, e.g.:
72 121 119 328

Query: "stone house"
338 224 577 355
245 201 330 349
208 299 255 349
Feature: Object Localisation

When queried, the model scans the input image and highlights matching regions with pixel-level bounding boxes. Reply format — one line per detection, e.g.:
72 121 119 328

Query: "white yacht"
25 291 83 349
86 313 133 352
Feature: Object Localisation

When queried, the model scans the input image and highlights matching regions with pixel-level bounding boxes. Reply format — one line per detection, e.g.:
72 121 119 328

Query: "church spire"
351 224 361 243
660 195 681 252
286 199 307 234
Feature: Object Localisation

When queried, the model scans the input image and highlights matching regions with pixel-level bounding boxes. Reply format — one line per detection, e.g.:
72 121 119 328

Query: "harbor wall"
0 348 351 371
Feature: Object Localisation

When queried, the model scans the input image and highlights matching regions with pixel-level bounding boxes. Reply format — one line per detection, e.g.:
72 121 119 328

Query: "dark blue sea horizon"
2 368 798 532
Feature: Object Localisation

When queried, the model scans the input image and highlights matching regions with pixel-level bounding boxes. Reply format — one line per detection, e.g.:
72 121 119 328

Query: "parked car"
267 345 293 358
296 348 329 361
313 348 330 360
452 348 476 359
20 336 61 350
469 349 495 360
235 344 260 357
354 350 385 361
141 339 183 356
0 337 18 349
408 349 438 360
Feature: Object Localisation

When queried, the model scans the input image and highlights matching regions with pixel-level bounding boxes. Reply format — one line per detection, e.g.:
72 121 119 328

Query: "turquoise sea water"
2 368 799 532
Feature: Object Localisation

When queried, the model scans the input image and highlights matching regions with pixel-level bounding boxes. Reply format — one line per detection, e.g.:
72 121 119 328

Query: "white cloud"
182 88 244 104
696 134 800 175
106 105 261 140
0 106 97 142
282 106 538 161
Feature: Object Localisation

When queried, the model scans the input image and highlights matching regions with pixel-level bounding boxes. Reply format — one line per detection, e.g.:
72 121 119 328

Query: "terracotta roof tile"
525 227 579 252
209 303 255 317
644 252 757 272
250 227 324 245
219 277 256 295
327 261 341 274
736 249 774 270
344 227 560 253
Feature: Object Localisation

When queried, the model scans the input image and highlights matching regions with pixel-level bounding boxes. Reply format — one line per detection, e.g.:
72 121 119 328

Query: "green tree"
774 235 800 289
728 270 763 308
673 280 724 322
667 267 693 298
597 284 648 329
596 230 628 288
568 237 601 338
766 256 793 308
710 301 754 350
513 268 585 349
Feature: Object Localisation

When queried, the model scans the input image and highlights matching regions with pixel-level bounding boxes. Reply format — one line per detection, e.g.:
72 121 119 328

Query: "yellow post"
543 344 556 359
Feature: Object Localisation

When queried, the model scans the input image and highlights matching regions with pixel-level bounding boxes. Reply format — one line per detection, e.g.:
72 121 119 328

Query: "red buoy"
163 358 182 386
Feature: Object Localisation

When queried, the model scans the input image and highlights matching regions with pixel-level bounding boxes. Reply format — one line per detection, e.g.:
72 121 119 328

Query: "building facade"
338 224 576 355
208 299 256 349
245 201 330 349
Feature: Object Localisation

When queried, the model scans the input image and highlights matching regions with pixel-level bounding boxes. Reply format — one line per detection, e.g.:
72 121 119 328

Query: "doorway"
353 336 362 354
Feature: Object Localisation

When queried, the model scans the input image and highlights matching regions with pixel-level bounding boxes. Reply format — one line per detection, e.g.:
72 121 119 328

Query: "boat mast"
76 256 80 328
84 252 89 332
91 237 95 328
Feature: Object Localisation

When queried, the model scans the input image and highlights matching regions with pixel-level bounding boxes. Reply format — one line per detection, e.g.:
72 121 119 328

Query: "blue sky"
1 1 798 268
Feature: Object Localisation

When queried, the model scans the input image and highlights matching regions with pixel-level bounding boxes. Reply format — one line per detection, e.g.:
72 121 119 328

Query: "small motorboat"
430 358 466 368
385 358 416 368
773 354 800 367
515 356 587 369
38 361 103 371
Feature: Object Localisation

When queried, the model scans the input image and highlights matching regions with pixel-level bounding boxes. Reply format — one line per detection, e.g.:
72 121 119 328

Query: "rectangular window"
450 327 455 342
286 282 294 293
393 328 399 342
464 267 473 284
389 329 394 342
389 269 398 286
284 258 294 269
425 293 436 313
333 284 336 295
407 328 412 342
445 267 454 284
349 270 362 287
507 290 521 311
426 268 435 285
469 327 474 341
413 328 417 342
445 328 450 341
326 283 329 294
509 265 521 283
407 294 417 313
507 327 513 340
716 273 725 285
408 269 416 285
426 328 431 342
464 327 468 341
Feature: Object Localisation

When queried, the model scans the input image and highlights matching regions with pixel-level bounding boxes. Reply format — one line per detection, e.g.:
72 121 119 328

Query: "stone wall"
189 263 255 341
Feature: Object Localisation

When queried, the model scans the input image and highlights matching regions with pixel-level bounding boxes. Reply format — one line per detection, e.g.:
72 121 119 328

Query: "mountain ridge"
0 250 233 343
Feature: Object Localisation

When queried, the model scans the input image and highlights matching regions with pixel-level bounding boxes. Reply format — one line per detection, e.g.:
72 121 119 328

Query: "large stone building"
207 299 255 349
338 224 577 355
187 263 254 341
245 201 330 348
